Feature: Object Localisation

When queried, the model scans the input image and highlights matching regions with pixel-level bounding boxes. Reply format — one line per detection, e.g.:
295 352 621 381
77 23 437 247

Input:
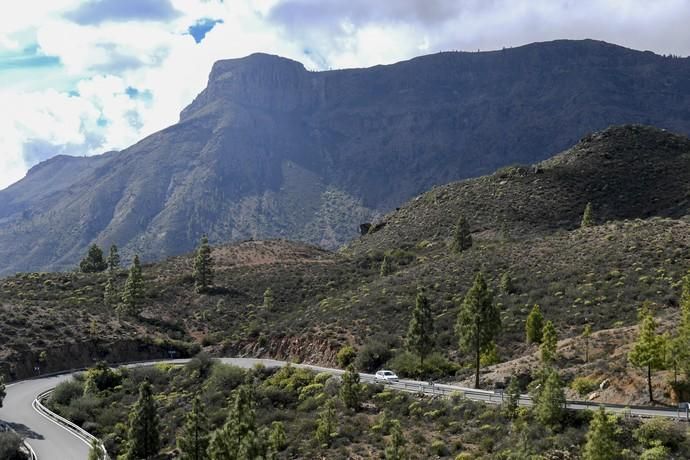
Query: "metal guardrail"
0 421 37 460
363 377 689 421
34 389 110 460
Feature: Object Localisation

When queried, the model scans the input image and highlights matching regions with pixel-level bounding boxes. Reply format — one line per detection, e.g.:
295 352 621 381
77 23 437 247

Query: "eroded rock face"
3 40 690 274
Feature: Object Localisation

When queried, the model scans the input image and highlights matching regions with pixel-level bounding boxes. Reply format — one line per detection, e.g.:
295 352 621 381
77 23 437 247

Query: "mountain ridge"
2 39 690 275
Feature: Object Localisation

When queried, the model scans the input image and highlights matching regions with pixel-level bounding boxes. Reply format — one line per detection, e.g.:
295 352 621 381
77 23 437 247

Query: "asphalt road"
1 358 687 460
0 373 90 460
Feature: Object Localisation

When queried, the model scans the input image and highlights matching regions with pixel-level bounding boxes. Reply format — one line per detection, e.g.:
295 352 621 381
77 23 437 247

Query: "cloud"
65 0 181 25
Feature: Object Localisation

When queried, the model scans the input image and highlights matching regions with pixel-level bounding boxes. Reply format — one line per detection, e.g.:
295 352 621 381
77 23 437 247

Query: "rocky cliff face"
2 40 690 274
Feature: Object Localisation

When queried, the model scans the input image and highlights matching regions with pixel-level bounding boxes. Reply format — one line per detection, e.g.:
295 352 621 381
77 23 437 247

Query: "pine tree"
120 255 144 317
629 305 665 402
193 236 213 293
384 420 407 460
340 364 362 411
666 333 684 385
582 323 592 363
533 369 565 427
504 375 521 419
540 320 558 366
124 381 160 460
263 287 274 310
456 272 501 388
88 439 105 460
315 398 337 448
106 244 120 273
499 271 515 294
178 395 209 460
208 385 266 460
451 215 472 252
677 271 690 376
0 375 6 408
103 276 117 307
267 421 287 457
80 244 108 273
407 287 434 366
380 255 393 277
582 407 621 460
525 304 544 344
581 202 594 228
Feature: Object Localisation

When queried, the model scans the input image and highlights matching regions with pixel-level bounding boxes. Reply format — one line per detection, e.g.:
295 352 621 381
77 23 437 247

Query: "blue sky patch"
188 18 224 43
0 49 60 71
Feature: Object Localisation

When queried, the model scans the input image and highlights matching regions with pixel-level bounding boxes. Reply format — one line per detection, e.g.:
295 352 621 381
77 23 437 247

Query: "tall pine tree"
456 272 501 388
208 385 266 459
106 244 120 273
315 398 337 448
407 287 434 366
629 305 665 402
193 236 214 293
340 364 362 411
582 407 621 460
384 420 407 460
120 255 144 317
540 320 558 366
582 323 592 363
581 202 594 228
124 381 160 460
80 244 108 273
178 395 209 460
533 369 565 428
525 304 544 344
451 215 472 252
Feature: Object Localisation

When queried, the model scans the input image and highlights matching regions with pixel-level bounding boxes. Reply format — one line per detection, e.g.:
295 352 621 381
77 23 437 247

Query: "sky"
1 0 690 190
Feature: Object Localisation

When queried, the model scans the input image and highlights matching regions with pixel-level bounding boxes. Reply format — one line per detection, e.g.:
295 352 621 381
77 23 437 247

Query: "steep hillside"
3 127 690 406
3 40 690 274
346 125 690 254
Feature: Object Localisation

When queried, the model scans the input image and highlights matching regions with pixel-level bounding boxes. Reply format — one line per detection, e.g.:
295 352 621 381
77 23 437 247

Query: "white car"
375 370 399 383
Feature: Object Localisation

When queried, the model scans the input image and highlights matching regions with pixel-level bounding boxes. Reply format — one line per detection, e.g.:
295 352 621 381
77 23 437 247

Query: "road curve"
0 374 91 460
1 358 687 460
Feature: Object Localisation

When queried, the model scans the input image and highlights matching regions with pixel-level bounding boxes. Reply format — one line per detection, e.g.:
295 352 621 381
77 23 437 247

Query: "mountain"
2 126 690 405
3 40 690 275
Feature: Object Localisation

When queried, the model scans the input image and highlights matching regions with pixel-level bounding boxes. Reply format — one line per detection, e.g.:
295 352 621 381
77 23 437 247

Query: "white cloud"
2 0 690 191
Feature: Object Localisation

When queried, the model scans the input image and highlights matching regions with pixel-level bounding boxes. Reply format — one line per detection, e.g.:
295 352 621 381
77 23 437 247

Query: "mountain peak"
180 52 310 121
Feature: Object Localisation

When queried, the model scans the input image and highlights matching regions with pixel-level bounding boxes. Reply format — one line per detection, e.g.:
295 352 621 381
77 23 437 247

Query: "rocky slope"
3 40 690 275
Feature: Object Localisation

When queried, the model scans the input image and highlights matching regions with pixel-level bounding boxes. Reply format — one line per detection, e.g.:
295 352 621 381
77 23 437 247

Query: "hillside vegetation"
3 126 690 406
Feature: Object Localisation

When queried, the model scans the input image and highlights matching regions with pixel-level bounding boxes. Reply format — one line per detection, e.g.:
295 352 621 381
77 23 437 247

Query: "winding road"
1 358 687 460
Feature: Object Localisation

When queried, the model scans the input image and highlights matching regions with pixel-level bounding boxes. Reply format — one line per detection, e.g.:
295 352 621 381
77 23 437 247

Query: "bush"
336 345 357 368
640 446 670 460
430 440 449 456
570 377 599 397
0 432 28 460
633 417 687 449
50 380 84 405
355 341 393 372
387 351 459 379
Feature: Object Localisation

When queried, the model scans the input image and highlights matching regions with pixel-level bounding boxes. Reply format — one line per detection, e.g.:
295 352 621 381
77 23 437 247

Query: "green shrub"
336 345 357 368
634 417 687 449
50 380 83 405
355 341 393 372
0 432 27 460
430 440 449 456
640 445 670 460
570 377 599 397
